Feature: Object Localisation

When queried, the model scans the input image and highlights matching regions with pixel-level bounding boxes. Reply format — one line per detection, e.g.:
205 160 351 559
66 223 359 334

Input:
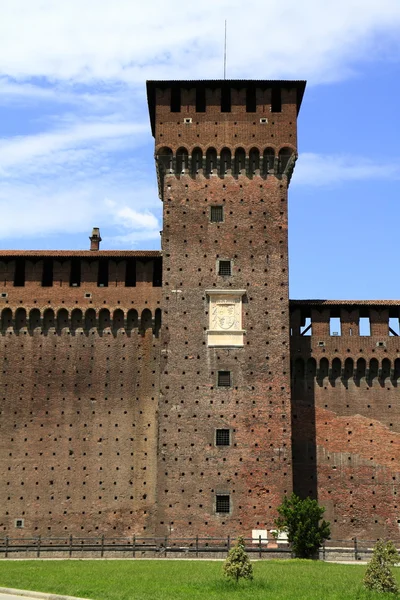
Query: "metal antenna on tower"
224 20 227 79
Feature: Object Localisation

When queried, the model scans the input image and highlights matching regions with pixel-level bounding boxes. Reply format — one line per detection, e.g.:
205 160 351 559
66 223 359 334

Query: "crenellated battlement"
292 355 400 386
290 300 400 338
155 146 296 199
148 79 304 200
0 306 161 336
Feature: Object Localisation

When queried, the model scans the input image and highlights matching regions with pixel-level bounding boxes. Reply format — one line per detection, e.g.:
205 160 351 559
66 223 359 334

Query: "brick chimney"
89 227 102 251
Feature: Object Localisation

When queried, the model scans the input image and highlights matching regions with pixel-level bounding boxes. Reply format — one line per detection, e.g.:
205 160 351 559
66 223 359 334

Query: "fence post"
196 535 199 558
227 534 230 556
5 536 8 559
354 537 358 561
164 535 168 558
37 535 41 558
259 534 262 559
322 541 326 561
69 534 73 558
101 534 104 558
132 535 136 558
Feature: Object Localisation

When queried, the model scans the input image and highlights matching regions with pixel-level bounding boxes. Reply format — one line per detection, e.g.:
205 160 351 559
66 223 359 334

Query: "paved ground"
0 590 90 600
0 592 47 600
0 595 41 600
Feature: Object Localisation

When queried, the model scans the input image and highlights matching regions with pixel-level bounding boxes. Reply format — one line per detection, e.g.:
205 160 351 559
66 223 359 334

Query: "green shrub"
223 536 253 583
363 539 399 594
275 493 330 559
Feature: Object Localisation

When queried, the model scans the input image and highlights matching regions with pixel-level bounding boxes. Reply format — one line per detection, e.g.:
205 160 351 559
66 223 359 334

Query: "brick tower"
147 80 306 538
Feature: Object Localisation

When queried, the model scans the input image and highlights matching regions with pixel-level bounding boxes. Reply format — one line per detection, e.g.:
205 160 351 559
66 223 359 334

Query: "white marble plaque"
206 290 246 347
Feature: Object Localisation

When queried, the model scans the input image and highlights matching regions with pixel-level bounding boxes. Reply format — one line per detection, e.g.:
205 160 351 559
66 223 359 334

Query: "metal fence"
0 535 383 560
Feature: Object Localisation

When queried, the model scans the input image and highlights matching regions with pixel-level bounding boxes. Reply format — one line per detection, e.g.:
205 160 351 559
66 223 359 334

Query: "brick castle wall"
154 81 300 537
0 256 161 536
291 304 400 540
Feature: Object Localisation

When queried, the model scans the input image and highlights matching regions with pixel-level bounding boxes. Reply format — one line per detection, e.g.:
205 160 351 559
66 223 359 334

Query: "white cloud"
1 0 400 247
0 120 147 174
0 1 400 84
295 153 400 186
0 178 161 247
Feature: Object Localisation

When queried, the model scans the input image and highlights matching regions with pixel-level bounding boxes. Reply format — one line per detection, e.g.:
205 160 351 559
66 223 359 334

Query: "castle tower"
147 79 306 537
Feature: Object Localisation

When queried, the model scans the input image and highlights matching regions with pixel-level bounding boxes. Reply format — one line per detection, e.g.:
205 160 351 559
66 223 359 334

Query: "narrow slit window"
170 87 181 113
42 258 53 287
221 86 231 112
125 258 137 287
246 86 256 112
216 429 230 446
216 494 230 513
70 258 81 287
218 260 231 276
97 259 109 287
271 87 282 113
152 257 162 287
196 86 206 112
14 258 25 287
218 371 231 387
210 206 224 223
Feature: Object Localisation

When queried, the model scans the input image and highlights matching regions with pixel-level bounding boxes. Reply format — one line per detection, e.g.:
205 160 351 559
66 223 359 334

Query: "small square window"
15 518 24 528
210 206 224 223
216 494 230 513
218 260 231 276
216 429 230 446
218 371 231 387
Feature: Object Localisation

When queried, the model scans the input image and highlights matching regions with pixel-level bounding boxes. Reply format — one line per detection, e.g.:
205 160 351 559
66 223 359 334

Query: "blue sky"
1 0 400 300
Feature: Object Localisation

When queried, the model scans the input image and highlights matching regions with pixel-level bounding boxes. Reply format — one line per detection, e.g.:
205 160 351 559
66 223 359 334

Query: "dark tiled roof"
290 299 400 306
0 250 161 258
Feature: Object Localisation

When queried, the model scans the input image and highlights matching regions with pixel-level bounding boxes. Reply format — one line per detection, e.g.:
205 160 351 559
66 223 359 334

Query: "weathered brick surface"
291 305 400 540
155 81 300 537
0 257 161 537
1 79 398 543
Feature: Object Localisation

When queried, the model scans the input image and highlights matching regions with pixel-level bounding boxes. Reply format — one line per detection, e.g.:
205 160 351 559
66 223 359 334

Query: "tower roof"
146 79 306 136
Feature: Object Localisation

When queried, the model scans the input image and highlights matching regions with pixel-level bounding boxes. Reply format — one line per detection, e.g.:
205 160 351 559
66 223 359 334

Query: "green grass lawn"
0 559 398 600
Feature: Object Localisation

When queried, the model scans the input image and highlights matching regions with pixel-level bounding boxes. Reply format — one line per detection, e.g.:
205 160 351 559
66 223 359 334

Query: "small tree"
223 536 253 583
364 539 399 594
275 493 330 559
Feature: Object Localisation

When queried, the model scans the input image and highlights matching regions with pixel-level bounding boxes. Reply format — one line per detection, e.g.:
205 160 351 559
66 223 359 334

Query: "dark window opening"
246 86 256 112
70 259 81 287
171 87 181 113
192 148 203 174
14 258 25 287
125 258 137 287
216 494 230 513
210 206 224 223
271 87 282 113
42 258 53 287
218 371 231 387
216 429 230 446
15 519 24 528
219 260 232 276
97 259 109 287
221 86 231 112
196 86 206 112
153 257 162 287
234 148 245 174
